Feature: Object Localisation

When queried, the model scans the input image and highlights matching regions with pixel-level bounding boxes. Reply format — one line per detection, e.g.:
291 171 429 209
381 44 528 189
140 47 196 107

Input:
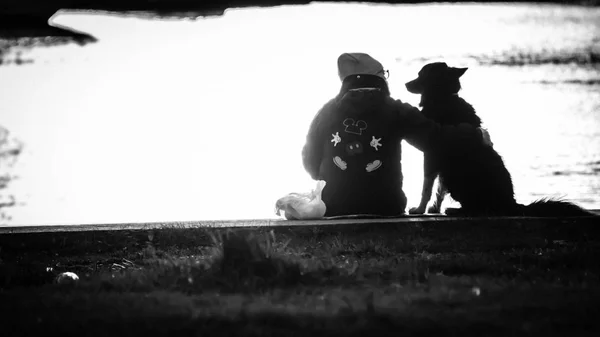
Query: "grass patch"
1 220 599 336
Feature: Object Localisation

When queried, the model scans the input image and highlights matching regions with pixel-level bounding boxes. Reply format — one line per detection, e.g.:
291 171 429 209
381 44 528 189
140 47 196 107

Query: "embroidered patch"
343 118 368 135
366 160 382 172
333 156 347 171
370 136 382 151
345 141 363 156
331 132 341 147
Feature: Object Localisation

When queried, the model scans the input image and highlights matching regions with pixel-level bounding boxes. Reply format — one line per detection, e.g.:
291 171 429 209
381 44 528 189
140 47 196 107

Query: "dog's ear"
451 67 468 78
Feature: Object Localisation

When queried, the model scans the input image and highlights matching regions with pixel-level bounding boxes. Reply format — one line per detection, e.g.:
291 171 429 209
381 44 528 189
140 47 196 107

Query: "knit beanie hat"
337 53 386 81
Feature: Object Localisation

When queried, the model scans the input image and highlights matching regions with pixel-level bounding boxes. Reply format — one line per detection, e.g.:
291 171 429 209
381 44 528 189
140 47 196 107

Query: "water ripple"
472 50 600 66
537 79 600 85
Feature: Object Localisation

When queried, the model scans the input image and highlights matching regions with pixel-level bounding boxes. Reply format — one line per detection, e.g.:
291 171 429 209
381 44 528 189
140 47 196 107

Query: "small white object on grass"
55 272 79 285
274 180 327 220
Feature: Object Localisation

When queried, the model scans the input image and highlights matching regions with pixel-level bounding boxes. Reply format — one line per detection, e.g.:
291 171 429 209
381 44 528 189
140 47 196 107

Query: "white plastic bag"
275 180 327 220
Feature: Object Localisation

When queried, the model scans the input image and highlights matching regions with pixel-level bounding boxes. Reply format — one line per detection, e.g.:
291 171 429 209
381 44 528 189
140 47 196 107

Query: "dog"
405 62 593 217
406 63 482 214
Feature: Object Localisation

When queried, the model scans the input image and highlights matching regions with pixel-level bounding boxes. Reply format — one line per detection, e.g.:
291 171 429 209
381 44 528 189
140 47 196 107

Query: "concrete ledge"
0 213 597 260
1 210 598 234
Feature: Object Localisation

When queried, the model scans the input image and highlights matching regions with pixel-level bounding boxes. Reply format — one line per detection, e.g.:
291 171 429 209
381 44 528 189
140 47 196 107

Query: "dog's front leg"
427 180 447 214
409 174 436 214
410 154 438 215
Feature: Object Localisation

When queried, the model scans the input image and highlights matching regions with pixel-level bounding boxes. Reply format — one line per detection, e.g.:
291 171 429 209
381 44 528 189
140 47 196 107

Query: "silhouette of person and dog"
300 53 592 218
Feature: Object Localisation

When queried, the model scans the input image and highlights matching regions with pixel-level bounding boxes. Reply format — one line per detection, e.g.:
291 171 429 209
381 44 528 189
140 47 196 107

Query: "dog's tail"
517 198 595 217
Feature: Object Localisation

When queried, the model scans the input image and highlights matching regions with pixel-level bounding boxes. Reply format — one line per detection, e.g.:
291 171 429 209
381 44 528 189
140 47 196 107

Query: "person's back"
315 75 407 216
302 53 407 216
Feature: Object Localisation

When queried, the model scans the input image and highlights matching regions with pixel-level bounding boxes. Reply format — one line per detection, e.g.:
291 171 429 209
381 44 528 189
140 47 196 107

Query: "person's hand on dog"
454 123 493 148
478 127 493 147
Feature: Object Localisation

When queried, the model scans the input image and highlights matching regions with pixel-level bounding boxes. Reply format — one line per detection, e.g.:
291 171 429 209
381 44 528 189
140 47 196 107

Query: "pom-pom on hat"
337 53 386 81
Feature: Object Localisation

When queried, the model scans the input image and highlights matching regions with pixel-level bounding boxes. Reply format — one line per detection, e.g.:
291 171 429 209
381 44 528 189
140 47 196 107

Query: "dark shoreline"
3 0 598 16
1 1 599 37
1 0 597 55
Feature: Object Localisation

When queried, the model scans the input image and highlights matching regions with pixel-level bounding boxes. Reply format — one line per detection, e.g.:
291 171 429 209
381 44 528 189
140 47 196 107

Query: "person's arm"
390 99 487 153
302 99 336 180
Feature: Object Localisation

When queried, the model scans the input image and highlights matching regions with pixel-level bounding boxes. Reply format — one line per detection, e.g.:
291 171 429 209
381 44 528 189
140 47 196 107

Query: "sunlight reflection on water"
1 3 599 225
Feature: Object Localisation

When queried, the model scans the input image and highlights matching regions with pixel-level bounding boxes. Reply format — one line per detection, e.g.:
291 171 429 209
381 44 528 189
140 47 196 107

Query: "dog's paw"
409 206 426 215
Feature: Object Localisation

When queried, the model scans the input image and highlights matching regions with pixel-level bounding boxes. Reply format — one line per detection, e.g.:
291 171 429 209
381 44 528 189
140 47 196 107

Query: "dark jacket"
302 74 483 216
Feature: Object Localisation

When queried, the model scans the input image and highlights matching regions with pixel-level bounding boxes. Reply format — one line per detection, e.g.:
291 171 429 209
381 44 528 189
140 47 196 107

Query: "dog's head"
405 62 467 96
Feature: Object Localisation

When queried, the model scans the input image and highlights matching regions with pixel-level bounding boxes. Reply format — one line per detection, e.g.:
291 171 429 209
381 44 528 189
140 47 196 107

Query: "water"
1 2 599 225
